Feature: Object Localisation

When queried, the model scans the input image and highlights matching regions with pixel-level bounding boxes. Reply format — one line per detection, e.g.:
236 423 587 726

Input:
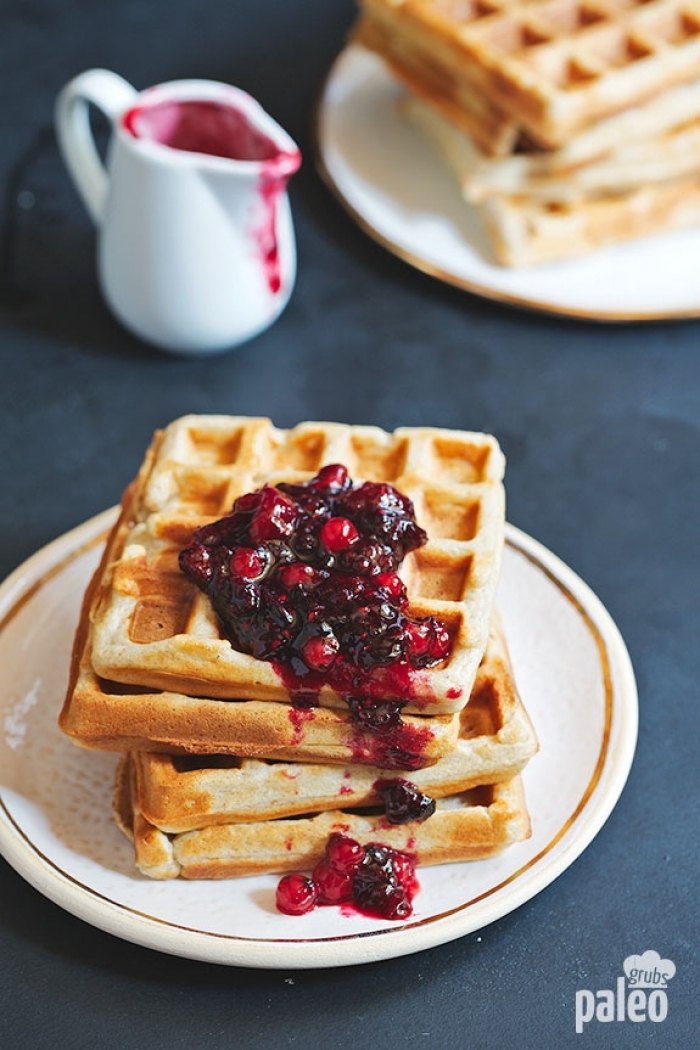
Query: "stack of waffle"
354 0 700 265
60 415 538 882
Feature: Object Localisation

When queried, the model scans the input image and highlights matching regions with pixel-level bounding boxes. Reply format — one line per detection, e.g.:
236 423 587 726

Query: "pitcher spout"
121 79 301 180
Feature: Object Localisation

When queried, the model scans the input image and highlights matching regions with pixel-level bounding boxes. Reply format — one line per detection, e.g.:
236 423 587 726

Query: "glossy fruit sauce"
275 832 419 920
179 464 452 769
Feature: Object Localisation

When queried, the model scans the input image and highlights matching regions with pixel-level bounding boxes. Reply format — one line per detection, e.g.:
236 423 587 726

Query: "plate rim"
314 44 700 324
0 509 638 969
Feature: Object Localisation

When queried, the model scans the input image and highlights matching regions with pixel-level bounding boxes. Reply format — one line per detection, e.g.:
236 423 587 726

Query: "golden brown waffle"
61 624 461 762
356 0 700 149
115 755 531 879
80 415 505 717
355 10 521 155
401 87 700 202
480 174 700 265
128 619 538 831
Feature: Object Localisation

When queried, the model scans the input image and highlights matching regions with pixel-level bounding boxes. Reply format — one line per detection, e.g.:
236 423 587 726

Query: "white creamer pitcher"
55 70 301 354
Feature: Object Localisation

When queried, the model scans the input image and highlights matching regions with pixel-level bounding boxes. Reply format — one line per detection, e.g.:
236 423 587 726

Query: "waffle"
126 618 537 831
76 416 505 719
355 9 521 155
355 0 700 149
480 173 700 265
114 754 531 879
401 87 700 202
61 621 461 762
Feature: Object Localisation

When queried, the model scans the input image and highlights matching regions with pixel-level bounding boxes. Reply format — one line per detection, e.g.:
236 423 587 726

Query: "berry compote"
274 832 418 920
374 777 436 824
179 465 452 768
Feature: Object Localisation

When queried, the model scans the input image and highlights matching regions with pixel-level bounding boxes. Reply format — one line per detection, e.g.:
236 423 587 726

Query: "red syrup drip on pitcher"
123 98 300 294
257 175 283 295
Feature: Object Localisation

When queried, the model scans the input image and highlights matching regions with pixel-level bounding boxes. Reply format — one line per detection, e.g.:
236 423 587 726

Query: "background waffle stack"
60 414 538 881
354 0 700 265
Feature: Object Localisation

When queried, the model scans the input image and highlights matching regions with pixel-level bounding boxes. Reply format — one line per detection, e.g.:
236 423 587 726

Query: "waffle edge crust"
125 616 538 831
114 754 532 880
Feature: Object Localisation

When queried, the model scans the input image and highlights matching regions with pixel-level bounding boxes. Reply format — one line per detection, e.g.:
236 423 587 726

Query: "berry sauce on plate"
275 832 419 920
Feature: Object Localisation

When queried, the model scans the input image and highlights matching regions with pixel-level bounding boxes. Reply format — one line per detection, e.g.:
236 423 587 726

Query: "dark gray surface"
1 2 698 1047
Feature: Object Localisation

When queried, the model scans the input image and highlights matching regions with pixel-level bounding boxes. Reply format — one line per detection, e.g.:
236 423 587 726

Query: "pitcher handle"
55 69 138 225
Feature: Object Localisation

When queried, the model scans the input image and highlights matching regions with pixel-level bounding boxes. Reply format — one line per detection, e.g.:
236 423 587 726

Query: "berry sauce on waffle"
179 464 452 766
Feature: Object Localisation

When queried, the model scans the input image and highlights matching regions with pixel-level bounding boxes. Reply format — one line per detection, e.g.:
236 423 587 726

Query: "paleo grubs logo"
575 951 676 1033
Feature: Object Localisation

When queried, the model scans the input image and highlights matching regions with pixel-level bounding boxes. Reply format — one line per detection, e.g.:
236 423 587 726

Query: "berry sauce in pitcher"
123 99 281 161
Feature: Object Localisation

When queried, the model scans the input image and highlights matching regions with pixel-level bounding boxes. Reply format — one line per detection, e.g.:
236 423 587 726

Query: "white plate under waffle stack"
0 507 637 967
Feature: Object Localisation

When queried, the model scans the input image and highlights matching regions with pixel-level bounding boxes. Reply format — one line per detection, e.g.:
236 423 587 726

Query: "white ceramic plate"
316 45 700 322
0 508 637 968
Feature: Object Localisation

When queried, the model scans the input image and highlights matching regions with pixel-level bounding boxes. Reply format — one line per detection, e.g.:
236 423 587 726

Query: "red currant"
279 563 317 589
428 624 451 660
315 464 349 490
375 572 406 601
405 621 430 656
301 634 339 670
320 516 359 552
312 860 353 904
249 486 297 543
230 547 266 579
325 833 364 875
275 873 318 915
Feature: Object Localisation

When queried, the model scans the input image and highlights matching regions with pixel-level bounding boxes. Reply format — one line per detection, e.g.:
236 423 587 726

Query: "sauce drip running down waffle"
125 619 538 832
